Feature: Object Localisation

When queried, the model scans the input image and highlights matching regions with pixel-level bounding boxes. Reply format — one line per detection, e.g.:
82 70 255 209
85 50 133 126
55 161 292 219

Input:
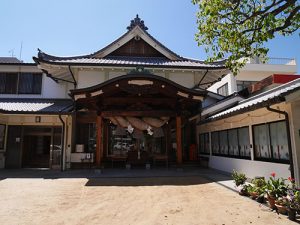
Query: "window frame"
211 126 251 160
236 80 256 92
0 72 42 95
252 120 290 164
199 132 210 155
211 131 220 155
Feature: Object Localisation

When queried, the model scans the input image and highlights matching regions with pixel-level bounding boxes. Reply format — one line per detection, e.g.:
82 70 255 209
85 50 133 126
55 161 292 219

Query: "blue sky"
0 0 299 72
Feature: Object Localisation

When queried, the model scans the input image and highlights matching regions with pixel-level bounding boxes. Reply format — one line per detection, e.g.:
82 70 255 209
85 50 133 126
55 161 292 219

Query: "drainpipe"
266 106 294 179
68 65 77 89
58 103 74 171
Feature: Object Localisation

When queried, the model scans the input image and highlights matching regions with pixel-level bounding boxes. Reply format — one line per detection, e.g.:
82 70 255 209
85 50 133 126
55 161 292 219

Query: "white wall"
209 156 290 179
109 71 126 80
207 73 236 95
42 75 70 98
169 72 194 88
77 70 106 89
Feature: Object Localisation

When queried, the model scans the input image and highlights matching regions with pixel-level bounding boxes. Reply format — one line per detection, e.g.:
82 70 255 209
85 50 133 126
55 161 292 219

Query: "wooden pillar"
96 115 103 168
176 116 182 166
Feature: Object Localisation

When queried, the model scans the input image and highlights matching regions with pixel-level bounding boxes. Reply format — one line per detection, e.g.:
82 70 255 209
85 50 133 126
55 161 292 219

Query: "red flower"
271 172 276 178
288 177 295 182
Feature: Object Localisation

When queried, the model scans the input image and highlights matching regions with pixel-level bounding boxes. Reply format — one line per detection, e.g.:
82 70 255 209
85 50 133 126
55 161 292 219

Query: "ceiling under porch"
70 74 206 118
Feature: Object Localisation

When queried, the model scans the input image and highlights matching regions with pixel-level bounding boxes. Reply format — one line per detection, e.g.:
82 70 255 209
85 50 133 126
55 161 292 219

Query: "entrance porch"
70 73 205 169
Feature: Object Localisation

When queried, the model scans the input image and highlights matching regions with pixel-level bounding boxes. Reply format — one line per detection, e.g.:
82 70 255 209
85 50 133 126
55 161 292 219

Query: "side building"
198 74 300 184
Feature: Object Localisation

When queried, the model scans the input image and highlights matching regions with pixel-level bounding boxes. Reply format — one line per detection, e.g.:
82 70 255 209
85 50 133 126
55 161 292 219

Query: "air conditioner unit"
76 144 84 153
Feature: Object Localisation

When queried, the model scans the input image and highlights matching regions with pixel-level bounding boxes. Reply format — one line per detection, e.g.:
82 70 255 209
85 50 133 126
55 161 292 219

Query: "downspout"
58 103 74 171
57 65 76 171
68 65 77 89
266 105 294 179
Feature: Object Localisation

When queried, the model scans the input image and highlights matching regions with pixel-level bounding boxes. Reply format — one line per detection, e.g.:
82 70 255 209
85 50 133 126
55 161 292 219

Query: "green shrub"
232 170 247 187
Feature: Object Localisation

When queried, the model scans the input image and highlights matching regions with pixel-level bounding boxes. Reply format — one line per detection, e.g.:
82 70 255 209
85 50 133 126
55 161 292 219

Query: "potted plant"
286 188 300 221
240 184 251 196
286 177 300 221
232 170 248 195
275 197 288 215
252 177 266 203
247 185 258 199
264 173 287 209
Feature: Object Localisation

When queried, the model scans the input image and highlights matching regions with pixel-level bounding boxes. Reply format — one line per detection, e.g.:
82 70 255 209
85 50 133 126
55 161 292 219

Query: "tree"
192 0 300 75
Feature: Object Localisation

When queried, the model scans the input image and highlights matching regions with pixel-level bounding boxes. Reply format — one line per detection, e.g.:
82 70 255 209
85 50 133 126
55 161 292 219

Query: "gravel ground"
0 174 296 225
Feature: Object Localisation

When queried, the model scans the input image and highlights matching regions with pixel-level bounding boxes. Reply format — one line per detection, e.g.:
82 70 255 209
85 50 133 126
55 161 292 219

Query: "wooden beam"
101 110 176 117
96 115 103 168
102 97 176 106
176 116 182 166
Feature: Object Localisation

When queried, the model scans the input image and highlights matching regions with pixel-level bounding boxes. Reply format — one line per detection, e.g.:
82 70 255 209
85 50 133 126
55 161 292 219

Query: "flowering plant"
287 189 300 210
265 173 287 199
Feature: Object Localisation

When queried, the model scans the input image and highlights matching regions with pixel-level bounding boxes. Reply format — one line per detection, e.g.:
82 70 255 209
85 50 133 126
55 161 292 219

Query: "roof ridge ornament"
127 14 148 31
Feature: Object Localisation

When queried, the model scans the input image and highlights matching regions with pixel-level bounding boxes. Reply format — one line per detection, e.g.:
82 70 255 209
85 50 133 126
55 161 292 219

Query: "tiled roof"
0 98 73 114
34 15 227 70
38 55 226 69
0 57 22 64
209 78 300 120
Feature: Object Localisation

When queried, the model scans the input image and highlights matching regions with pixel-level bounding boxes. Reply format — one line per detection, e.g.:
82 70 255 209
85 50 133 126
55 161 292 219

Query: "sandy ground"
0 175 296 225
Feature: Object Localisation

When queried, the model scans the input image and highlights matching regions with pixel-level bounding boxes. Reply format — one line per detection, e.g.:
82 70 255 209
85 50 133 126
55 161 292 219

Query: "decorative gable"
91 15 181 60
106 38 166 58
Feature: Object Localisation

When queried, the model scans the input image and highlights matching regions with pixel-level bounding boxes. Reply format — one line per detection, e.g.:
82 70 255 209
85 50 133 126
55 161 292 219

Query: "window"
237 80 256 92
238 127 251 157
211 127 251 159
253 121 289 163
269 121 289 160
0 124 5 149
217 83 229 96
0 73 42 94
219 130 228 155
199 133 209 154
18 73 42 94
0 73 18 94
211 132 219 154
228 129 239 156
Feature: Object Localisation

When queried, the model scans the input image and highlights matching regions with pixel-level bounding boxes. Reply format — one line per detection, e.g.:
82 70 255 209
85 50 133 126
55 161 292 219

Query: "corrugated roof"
0 98 73 114
0 57 22 64
209 78 300 120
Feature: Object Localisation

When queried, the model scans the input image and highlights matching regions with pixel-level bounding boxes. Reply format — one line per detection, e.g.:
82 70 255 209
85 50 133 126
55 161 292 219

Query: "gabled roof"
34 15 226 70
